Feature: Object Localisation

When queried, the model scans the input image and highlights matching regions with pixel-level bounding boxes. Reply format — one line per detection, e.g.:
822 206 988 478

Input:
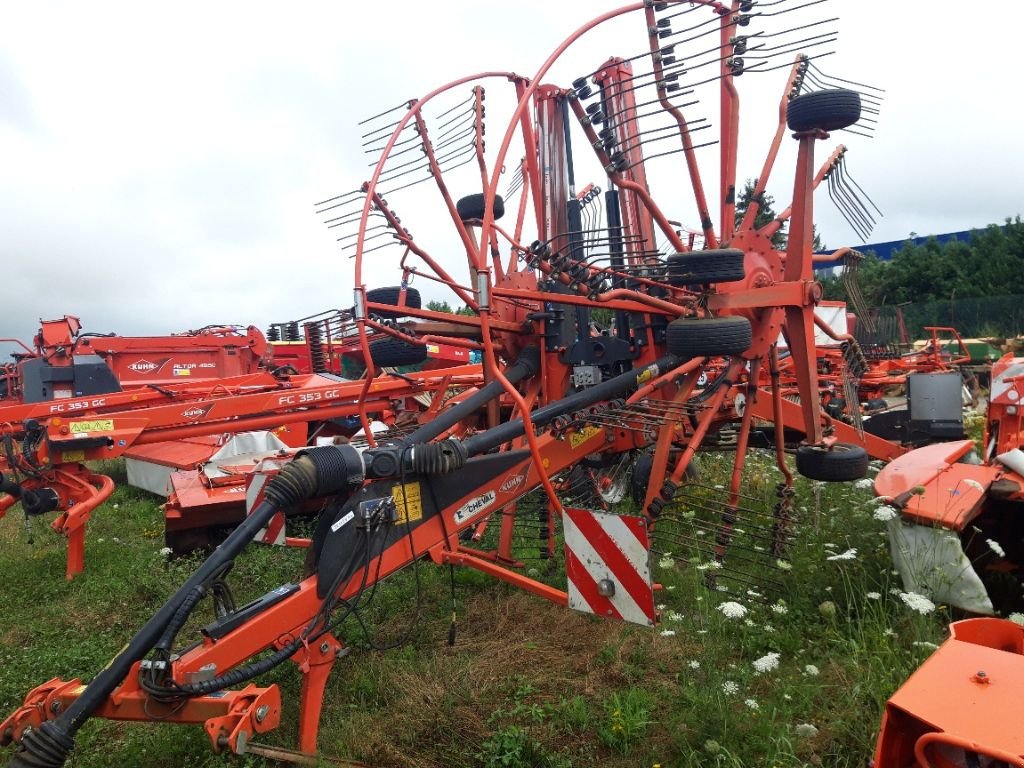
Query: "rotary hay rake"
9 2 996 766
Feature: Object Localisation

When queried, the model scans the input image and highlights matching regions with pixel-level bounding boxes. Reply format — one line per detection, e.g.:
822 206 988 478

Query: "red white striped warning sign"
563 508 656 627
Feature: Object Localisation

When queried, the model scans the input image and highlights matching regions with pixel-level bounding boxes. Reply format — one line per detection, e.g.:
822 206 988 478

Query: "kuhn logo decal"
499 472 527 494
181 404 213 420
127 358 170 374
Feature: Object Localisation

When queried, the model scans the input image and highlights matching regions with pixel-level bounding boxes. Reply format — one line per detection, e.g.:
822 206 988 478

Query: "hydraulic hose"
6 446 360 768
397 345 540 447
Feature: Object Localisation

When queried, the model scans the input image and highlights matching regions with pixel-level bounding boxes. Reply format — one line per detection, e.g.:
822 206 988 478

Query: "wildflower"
803 664 819 677
853 478 873 490
794 723 819 738
826 548 858 562
1008 613 1024 626
782 693 793 701
718 601 748 619
912 641 939 651
666 610 683 622
873 506 898 522
900 591 936 615
656 603 666 610
987 539 1006 558
763 624 775 633
771 602 788 615
659 629 676 637
721 680 739 696
704 739 722 754
746 589 763 599
818 601 837 619
658 554 675 569
744 698 760 711
865 591 881 600
688 660 701 670
158 546 173 557
112 503 120 509
776 559 793 571
752 652 780 674
884 628 897 638
697 560 723 570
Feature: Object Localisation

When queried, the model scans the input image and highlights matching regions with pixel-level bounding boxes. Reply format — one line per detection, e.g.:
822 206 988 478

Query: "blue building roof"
814 226 1005 272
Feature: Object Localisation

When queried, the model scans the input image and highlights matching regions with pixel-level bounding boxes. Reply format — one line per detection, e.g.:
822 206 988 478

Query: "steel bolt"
254 705 269 723
320 642 330 654
49 701 62 714
976 670 986 678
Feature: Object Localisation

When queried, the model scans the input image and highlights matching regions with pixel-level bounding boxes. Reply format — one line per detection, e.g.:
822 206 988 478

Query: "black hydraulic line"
604 188 633 342
562 100 590 345
462 354 679 457
396 346 541 447
5 449 357 768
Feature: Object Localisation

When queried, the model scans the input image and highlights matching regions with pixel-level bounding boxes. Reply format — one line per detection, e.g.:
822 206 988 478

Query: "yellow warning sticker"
69 420 114 434
391 481 423 523
61 450 86 463
569 426 603 449
637 366 655 384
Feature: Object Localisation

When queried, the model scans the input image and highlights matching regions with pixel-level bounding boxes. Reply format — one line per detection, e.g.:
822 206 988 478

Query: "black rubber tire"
795 442 869 482
666 249 745 287
365 287 421 319
786 88 861 132
368 337 428 367
631 453 698 506
665 316 752 359
456 193 505 222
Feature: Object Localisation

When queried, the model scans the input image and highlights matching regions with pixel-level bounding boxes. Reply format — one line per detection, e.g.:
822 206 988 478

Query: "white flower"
912 641 939 650
794 723 819 738
826 548 858 562
665 610 684 622
900 591 936 615
656 603 667 610
873 506 898 522
721 680 739 696
865 591 881 600
158 546 173 557
987 539 1006 558
746 589 763 599
1008 613 1024 626
752 652 780 674
744 698 760 710
775 559 792 571
689 660 701 669
658 554 675 569
853 478 873 490
771 602 788 615
718 601 748 619
744 618 756 627
803 664 819 677
697 560 723 571
659 629 676 637
884 628 897 637
763 624 775 633
963 478 985 492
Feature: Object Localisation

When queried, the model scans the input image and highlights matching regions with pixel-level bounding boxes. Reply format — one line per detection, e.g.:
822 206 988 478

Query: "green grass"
0 455 953 767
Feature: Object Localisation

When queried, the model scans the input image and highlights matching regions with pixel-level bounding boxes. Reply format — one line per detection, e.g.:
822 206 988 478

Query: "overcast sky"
2 1 1021 349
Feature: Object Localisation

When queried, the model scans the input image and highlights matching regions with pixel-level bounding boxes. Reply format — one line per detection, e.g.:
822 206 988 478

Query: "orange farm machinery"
4 2 1016 767
0 315 271 403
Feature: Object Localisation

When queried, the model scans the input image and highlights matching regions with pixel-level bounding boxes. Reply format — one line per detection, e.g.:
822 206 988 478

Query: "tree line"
821 217 1024 338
